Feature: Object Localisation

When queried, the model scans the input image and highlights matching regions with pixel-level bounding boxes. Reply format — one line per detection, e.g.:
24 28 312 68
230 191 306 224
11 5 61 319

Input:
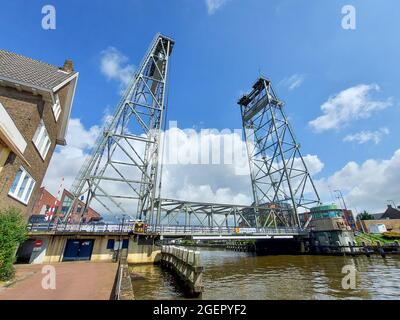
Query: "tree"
0 207 27 281
357 211 374 221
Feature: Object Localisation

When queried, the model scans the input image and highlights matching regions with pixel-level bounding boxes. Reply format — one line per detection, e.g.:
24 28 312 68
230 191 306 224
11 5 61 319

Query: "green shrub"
0 207 27 281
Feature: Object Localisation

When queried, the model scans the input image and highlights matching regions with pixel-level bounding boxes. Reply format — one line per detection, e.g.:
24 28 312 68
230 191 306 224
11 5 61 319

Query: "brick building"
32 187 102 223
0 50 78 218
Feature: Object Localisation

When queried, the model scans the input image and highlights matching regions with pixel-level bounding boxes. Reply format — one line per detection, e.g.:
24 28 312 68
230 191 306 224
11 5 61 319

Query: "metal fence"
149 225 305 235
28 222 306 236
28 222 135 233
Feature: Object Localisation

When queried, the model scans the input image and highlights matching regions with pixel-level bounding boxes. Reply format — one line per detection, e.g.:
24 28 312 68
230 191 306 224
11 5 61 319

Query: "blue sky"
1 0 400 213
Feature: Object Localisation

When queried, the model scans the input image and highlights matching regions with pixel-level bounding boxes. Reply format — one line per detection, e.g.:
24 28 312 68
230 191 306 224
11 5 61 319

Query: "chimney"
61 59 74 73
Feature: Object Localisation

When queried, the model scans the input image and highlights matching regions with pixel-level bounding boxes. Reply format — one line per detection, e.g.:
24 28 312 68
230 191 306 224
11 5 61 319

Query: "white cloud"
205 0 231 15
301 154 325 176
309 84 393 132
43 119 100 196
43 119 253 208
316 149 400 213
100 47 135 90
46 117 400 216
279 74 306 91
42 119 323 216
343 127 389 144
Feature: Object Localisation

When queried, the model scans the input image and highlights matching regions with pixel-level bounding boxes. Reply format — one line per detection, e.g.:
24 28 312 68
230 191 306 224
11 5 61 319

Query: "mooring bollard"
314 240 320 254
336 241 341 254
361 241 370 257
348 241 354 255
376 241 386 258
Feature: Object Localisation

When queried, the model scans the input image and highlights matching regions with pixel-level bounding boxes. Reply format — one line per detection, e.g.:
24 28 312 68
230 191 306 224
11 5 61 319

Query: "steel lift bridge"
67 34 320 240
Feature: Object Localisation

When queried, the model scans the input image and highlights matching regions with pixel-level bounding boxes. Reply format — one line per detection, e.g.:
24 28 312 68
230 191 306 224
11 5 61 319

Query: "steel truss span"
155 198 260 229
238 78 320 229
68 34 174 223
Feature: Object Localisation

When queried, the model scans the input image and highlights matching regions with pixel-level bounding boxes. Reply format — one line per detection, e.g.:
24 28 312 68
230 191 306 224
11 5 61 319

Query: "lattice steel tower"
69 34 174 223
238 78 320 228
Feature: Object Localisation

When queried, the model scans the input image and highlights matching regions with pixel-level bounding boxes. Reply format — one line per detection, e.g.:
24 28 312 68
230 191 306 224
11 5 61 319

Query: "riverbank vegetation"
355 232 400 245
0 208 27 281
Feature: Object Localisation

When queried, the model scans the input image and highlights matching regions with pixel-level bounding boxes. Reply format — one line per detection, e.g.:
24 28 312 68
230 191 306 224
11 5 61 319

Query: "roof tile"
0 49 76 91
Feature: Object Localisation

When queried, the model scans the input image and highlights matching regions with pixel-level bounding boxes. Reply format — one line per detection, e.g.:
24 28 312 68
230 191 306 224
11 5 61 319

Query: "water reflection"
130 248 400 300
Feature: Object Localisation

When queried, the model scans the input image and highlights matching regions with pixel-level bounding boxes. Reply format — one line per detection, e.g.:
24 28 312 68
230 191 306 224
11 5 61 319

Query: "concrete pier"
160 246 204 297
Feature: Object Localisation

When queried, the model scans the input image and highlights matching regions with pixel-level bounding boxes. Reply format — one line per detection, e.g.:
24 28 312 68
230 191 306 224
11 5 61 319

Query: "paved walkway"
0 262 118 300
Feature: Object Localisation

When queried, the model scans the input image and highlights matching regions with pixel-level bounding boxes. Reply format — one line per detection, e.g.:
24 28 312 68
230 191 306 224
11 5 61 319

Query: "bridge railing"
27 222 305 235
28 222 136 233
148 225 304 235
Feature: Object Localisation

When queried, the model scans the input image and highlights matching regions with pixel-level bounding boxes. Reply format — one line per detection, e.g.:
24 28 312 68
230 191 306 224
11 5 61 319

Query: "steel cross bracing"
68 34 174 222
131 197 294 232
238 78 320 229
155 198 257 229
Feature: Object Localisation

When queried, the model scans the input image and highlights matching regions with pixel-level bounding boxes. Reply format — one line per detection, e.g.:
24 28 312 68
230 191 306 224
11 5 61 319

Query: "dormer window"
52 94 61 121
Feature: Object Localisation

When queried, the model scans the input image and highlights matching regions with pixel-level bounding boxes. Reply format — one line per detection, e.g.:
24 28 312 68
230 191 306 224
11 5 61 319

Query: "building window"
32 120 51 160
8 167 36 204
52 94 61 121
106 239 129 250
60 196 73 215
107 239 115 250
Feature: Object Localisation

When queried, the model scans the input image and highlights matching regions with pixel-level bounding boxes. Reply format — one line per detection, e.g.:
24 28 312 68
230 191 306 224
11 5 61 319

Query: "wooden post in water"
376 241 386 258
348 241 354 256
361 241 370 257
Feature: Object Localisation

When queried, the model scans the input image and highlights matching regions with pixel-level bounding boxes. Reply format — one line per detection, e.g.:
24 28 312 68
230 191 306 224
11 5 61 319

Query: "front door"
15 239 35 263
63 239 94 261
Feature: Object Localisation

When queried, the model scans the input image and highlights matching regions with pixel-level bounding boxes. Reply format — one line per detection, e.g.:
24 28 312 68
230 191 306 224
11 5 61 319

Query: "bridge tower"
238 78 320 229
69 34 174 223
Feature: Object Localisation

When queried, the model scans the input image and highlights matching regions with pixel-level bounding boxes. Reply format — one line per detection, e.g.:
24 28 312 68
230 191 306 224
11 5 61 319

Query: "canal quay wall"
310 240 400 257
160 245 204 297
19 232 161 265
112 259 135 300
226 241 256 252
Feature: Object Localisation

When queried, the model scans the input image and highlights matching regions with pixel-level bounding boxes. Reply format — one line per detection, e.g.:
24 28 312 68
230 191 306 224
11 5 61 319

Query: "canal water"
129 248 400 300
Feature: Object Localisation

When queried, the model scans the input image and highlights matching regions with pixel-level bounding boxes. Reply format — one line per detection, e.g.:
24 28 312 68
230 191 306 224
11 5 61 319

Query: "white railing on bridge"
28 222 136 233
28 222 305 235
148 225 304 235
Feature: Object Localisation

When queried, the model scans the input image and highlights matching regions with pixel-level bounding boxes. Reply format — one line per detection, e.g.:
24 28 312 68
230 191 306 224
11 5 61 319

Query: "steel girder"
154 198 263 229
67 34 174 222
238 78 320 228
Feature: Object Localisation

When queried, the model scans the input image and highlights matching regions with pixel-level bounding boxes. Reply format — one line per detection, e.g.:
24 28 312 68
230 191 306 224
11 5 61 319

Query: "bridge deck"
27 223 309 240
